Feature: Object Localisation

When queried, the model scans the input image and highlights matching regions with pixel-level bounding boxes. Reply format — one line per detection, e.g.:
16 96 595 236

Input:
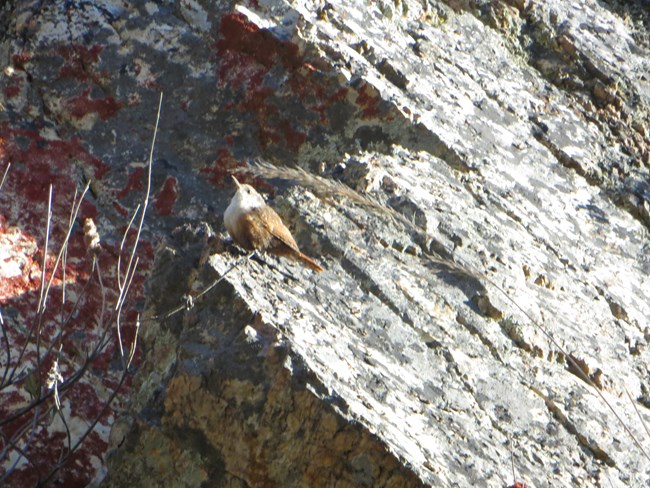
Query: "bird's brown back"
238 205 300 255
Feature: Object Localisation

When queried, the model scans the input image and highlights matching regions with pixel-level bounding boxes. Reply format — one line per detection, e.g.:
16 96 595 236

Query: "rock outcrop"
1 0 649 486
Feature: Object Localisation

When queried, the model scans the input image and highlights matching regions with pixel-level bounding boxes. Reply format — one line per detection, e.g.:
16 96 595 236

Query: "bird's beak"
231 175 241 189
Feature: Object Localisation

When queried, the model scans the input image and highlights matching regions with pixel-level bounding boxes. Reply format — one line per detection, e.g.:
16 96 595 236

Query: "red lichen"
58 44 106 83
65 90 123 121
11 52 32 70
356 82 381 119
200 148 273 193
116 167 146 199
0 125 108 208
200 147 243 186
154 176 178 216
278 119 306 151
5 83 21 99
214 13 353 157
215 14 313 154
218 14 300 71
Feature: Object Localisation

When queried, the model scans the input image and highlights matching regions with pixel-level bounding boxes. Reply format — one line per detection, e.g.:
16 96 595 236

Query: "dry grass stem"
0 163 10 191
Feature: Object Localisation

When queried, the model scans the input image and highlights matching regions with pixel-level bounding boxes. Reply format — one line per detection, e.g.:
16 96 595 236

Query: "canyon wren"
224 176 324 272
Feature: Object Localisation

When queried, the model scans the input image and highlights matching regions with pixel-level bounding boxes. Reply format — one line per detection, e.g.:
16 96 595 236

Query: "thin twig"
115 257 139 359
625 388 650 442
116 92 162 305
33 185 54 389
37 185 53 314
116 204 140 294
40 183 90 312
127 315 141 369
61 188 78 309
149 251 256 322
37 366 130 487
0 310 10 389
0 406 42 484
0 165 11 386
0 162 10 191
10 269 94 393
489 272 650 463
54 402 72 468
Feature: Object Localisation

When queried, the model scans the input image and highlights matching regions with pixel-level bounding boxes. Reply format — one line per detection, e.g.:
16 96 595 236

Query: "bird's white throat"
224 185 265 232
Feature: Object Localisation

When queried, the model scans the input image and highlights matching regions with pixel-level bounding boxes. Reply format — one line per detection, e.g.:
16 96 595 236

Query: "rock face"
1 0 649 486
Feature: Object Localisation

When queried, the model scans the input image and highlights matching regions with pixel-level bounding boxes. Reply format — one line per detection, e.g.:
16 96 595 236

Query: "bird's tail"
295 251 325 273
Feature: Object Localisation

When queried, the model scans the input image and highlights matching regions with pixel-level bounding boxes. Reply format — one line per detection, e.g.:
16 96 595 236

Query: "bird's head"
231 176 265 211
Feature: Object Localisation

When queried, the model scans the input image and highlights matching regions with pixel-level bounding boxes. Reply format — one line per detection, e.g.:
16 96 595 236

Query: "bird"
224 176 324 272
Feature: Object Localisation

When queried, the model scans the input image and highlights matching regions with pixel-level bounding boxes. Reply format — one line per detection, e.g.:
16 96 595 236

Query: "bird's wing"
242 206 300 253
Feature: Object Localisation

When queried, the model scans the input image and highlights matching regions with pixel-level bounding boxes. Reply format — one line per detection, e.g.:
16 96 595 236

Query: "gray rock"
1 0 649 486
